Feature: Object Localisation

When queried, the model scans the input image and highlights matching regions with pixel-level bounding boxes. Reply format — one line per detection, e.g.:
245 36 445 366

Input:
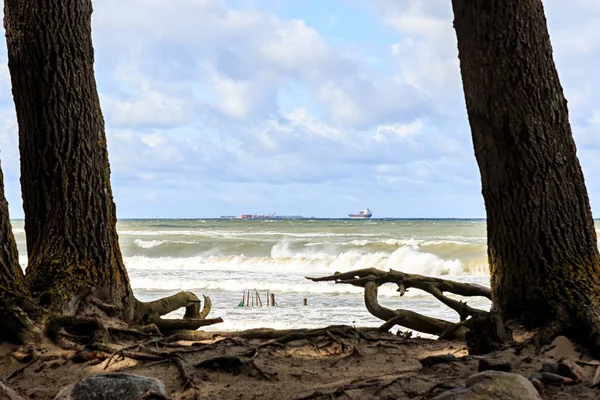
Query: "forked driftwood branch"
135 292 222 335
306 268 492 340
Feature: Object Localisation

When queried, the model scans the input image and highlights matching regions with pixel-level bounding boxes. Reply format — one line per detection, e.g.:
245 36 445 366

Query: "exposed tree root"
0 297 43 344
575 304 600 358
87 296 122 316
295 371 421 400
72 325 378 389
108 326 162 339
307 268 500 343
256 326 374 349
195 350 275 381
41 290 221 349
150 317 224 335
93 343 165 363
45 316 108 350
163 325 379 344
172 357 195 389
102 339 162 369
134 292 220 335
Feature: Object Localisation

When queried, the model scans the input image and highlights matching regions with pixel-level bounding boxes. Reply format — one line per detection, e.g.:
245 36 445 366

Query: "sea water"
11 219 493 333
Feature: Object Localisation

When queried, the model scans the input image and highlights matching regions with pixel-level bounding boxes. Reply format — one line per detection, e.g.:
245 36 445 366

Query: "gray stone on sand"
53 373 165 400
432 371 541 400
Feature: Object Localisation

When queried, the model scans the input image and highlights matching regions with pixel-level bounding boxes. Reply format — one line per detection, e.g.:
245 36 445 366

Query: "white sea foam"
128 275 463 298
124 244 487 276
134 239 166 249
306 238 474 248
130 277 373 295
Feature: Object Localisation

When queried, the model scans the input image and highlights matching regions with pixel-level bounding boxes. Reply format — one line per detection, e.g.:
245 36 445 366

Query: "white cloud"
102 84 193 128
140 133 166 148
1 0 599 218
375 120 423 141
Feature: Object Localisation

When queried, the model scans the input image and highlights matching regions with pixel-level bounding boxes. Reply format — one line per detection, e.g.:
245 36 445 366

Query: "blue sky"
1 0 600 218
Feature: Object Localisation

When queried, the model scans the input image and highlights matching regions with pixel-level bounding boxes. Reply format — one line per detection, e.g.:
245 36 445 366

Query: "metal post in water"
303 298 307 306
270 293 275 307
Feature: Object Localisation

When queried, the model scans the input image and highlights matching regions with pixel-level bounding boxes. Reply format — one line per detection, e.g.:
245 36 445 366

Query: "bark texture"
4 0 134 317
452 0 600 353
0 159 22 292
0 158 34 343
3 1 219 335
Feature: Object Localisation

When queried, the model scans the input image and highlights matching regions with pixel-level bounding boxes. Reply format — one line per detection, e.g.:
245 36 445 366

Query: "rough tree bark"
452 0 600 354
0 158 36 343
4 0 134 317
0 160 23 294
3 0 219 334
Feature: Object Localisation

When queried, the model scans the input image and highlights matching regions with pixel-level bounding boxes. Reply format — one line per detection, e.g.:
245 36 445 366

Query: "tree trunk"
3 2 218 335
0 160 23 293
3 0 135 318
452 0 600 353
0 159 33 342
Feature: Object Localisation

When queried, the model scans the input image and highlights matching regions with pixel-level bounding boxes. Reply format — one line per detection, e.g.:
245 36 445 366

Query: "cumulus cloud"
0 0 599 218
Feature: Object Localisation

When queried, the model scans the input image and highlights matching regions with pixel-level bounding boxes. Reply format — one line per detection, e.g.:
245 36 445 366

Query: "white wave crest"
134 239 166 249
124 244 487 276
305 238 473 248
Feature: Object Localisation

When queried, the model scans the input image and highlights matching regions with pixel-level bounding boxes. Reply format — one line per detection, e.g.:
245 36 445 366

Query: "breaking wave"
124 244 489 276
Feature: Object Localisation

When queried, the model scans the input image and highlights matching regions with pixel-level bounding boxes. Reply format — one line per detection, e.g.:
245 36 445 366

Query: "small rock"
478 359 512 372
557 359 586 381
529 372 574 386
433 371 541 399
545 336 580 359
53 373 165 400
419 354 459 368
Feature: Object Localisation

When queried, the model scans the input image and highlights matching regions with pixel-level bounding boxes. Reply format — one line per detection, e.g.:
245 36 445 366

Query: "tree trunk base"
465 312 512 355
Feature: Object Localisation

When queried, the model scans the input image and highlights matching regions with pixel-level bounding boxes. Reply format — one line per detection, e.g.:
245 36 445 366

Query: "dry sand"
1 328 599 399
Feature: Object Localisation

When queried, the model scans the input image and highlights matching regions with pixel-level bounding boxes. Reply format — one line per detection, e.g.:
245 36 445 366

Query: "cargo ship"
221 213 312 220
348 208 372 219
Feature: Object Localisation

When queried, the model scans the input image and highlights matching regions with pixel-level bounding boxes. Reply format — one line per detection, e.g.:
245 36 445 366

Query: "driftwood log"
134 292 222 335
306 268 503 343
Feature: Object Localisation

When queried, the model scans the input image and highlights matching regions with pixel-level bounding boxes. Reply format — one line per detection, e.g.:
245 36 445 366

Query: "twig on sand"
7 356 39 380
